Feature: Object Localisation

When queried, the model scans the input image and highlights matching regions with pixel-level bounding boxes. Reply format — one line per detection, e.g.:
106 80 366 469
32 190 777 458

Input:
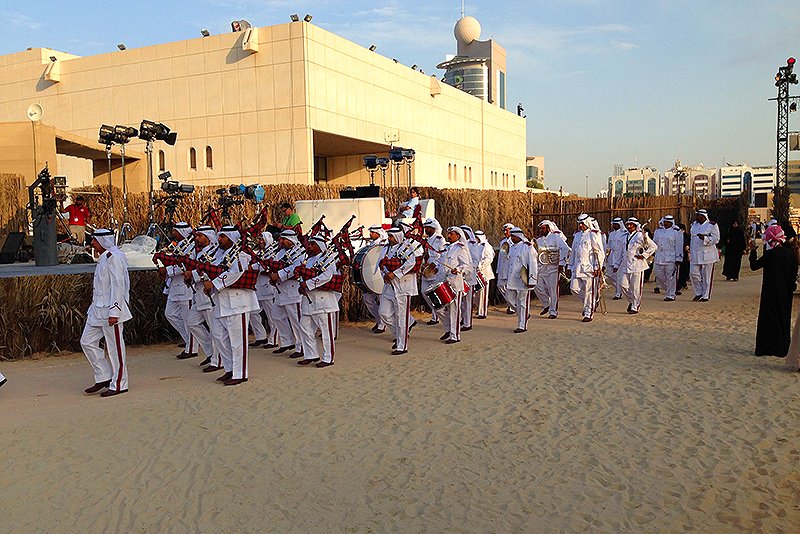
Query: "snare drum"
473 271 487 292
352 244 385 294
424 281 456 309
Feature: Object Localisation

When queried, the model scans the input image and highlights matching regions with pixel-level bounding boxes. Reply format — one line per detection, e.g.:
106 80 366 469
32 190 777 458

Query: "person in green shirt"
275 202 302 232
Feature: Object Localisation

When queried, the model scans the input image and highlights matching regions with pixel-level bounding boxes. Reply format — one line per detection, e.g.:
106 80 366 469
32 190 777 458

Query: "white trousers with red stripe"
508 289 531 330
200 308 221 367
186 304 213 358
621 271 644 312
571 276 599 319
461 287 474 328
363 293 385 328
299 312 336 363
81 321 127 392
690 263 715 300
473 286 489 317
379 287 411 351
275 302 303 349
441 292 463 340
654 262 678 299
250 309 267 341
165 299 192 346
220 313 250 380
534 265 560 317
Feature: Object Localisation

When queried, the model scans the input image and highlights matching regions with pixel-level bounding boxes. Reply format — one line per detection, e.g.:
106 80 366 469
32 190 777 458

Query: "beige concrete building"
0 17 526 193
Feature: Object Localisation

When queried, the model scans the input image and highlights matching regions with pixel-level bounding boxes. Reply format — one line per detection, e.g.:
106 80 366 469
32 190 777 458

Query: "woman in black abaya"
749 225 798 357
722 220 746 281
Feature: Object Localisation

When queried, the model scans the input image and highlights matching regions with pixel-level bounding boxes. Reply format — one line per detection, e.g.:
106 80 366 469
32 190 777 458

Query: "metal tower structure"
773 57 797 186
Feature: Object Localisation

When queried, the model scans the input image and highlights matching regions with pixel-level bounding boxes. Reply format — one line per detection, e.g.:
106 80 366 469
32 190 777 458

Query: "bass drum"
352 244 385 295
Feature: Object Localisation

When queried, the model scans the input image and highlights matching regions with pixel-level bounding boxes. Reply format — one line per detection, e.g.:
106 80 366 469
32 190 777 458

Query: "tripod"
105 144 118 237
118 143 133 244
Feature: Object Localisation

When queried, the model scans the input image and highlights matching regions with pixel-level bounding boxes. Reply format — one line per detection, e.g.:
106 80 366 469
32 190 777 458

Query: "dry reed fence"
0 183 747 360
0 173 27 244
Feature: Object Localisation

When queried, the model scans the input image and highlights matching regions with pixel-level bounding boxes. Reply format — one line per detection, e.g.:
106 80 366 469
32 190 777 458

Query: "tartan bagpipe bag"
222 268 259 290
293 265 345 293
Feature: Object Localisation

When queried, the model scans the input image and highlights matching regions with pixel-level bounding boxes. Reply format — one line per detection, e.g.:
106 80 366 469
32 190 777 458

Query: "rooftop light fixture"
117 43 126 51
290 14 300 22
201 29 210 37
369 44 377 51
304 14 313 22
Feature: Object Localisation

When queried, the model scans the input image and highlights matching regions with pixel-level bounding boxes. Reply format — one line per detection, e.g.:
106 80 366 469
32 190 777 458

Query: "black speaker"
356 185 380 198
339 188 358 199
0 232 25 264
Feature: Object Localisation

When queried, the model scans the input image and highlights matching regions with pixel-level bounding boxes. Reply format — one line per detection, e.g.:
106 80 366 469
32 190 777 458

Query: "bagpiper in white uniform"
191 231 229 373
473 230 495 319
421 218 447 325
570 214 606 322
81 229 132 397
534 220 571 319
606 218 626 300
249 231 279 348
506 227 538 332
379 227 419 355
652 215 683 301
296 236 340 368
616 218 657 314
439 227 472 343
270 229 306 356
179 225 215 367
203 227 260 386
459 225 479 330
365 224 388 333
690 209 720 302
496 223 515 314
162 222 195 357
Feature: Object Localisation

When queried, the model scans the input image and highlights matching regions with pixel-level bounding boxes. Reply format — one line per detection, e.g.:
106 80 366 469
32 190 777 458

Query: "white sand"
1 270 799 533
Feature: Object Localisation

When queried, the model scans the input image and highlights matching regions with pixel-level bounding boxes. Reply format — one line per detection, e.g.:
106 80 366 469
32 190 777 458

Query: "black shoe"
203 365 224 373
408 321 417 332
445 339 459 344
373 328 385 335
627 304 632 312
392 340 397 350
628 310 639 314
427 319 439 325
289 351 304 359
371 323 380 332
582 317 592 323
654 287 660 294
315 361 334 368
216 371 233 382
548 315 557 319
440 333 450 340
676 291 683 296
199 357 211 366
84 380 111 394
664 297 675 302
273 345 295 354
391 350 408 355
249 339 266 347
100 388 128 397
223 378 248 386
700 298 709 302
513 328 526 333
506 308 515 315
539 307 549 316
263 343 277 349
612 296 622 300
297 358 320 366
177 352 198 360
692 295 701 302
461 326 472 331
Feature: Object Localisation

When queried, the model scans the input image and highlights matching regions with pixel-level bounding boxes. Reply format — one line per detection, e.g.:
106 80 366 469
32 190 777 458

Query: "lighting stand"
105 143 118 234
118 143 133 244
144 139 155 226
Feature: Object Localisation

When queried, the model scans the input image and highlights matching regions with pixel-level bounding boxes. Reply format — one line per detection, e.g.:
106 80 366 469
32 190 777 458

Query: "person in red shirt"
64 195 91 244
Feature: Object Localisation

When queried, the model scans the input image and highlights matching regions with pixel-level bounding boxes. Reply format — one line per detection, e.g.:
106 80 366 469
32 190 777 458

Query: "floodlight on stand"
304 14 313 22
363 155 379 170
139 119 177 145
290 14 300 22
411 64 418 70
113 125 138 144
201 29 210 37
117 43 126 51
401 148 416 163
376 157 389 170
389 147 405 163
49 56 57 62
369 44 377 51
98 124 116 145
158 171 172 181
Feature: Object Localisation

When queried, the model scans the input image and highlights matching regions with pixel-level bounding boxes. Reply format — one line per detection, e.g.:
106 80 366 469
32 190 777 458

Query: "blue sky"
1 0 798 194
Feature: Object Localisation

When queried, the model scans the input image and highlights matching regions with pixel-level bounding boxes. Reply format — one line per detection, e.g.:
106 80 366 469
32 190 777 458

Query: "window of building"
448 163 452 181
314 156 328 182
498 71 506 110
464 166 467 183
189 147 197 170
158 150 165 172
468 167 472 184
205 146 213 169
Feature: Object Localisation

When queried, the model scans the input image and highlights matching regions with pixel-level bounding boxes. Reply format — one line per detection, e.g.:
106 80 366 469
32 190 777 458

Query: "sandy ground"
1 268 799 533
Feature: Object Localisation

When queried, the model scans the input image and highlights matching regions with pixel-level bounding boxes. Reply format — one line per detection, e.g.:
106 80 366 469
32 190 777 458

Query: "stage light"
117 43 126 51
789 57 796 67
304 14 313 22
201 29 210 37
376 157 389 169
393 58 399 63
389 147 404 163
98 124 116 145
113 125 138 144
158 171 172 181
49 56 57 62
411 64 418 70
363 155 378 170
369 44 377 51
139 120 178 145
791 102 798 112
290 14 300 22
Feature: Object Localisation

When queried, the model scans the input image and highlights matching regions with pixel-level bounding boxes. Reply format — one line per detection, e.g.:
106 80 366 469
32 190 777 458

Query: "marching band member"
270 229 306 356
203 226 260 385
379 227 419 355
506 227 538 333
690 209 720 302
181 225 215 368
606 217 626 300
459 225 479 331
365 224 388 333
81 229 131 397
534 220 570 319
652 215 683 301
473 230 495 319
617 218 657 314
250 231 279 348
162 222 195 358
496 223 515 314
296 236 340 367
570 214 606 322
440 227 472 343
422 218 447 325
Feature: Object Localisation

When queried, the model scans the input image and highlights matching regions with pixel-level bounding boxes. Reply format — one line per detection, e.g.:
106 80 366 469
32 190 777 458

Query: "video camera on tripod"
158 171 195 194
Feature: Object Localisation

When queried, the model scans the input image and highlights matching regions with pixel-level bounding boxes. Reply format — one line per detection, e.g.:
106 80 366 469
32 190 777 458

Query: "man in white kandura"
163 222 195 358
473 230 495 319
690 209 720 302
364 225 388 333
271 229 306 356
606 217 626 300
496 223 515 314
180 225 215 367
459 225 479 331
506 227 538 333
652 215 683 301
534 220 571 319
422 218 447 325
379 227 419 355
439 227 472 343
249 231 279 348
296 236 339 368
570 214 606 323
81 229 132 397
203 226 260 386
616 218 657 314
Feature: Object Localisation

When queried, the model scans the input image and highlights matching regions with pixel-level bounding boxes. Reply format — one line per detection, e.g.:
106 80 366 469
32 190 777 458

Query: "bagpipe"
380 216 427 274
293 215 358 294
153 235 196 269
179 239 261 291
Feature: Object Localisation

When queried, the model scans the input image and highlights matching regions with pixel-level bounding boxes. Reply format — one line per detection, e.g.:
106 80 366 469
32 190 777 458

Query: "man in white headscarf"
379 226 419 355
296 235 340 367
422 218 447 325
203 226 260 385
652 215 683 301
534 220 571 319
363 224 388 333
439 227 472 343
473 230 496 319
616 218 657 314
161 222 195 358
250 231 279 348
606 217 626 300
570 214 606 322
507 227 538 332
270 229 306 356
459 225 479 330
690 209 720 302
81 229 132 397
178 225 215 368
496 223 515 314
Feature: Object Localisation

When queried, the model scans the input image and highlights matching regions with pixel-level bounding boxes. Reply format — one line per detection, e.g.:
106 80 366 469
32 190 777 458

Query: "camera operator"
61 194 91 245
274 202 303 233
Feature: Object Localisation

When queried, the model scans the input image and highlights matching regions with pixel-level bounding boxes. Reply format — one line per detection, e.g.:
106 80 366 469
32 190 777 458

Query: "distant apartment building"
718 164 776 207
608 166 659 197
526 156 545 188
661 161 718 198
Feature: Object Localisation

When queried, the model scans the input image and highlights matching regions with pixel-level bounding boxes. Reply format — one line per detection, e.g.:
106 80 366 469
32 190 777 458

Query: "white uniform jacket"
606 228 627 269
690 220 720 265
570 230 606 279
191 245 223 311
88 250 132 326
653 227 683 264
497 237 512 280
211 250 260 318
507 241 538 290
475 241 496 281
275 246 306 306
299 253 339 315
441 242 472 292
536 232 571 267
618 231 657 274
166 263 192 302
379 244 419 297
